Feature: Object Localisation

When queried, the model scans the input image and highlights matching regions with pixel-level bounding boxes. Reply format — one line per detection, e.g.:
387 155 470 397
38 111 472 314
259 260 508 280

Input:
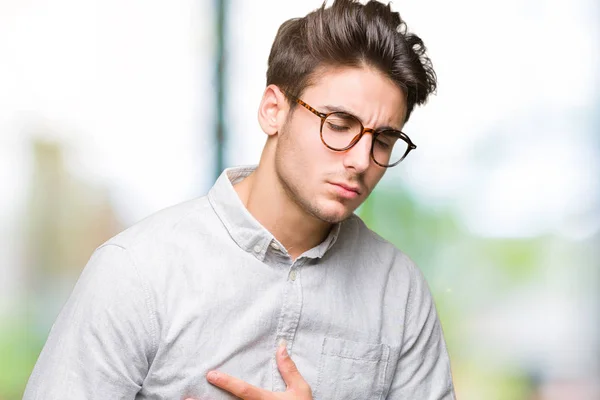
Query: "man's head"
257 0 436 224
266 0 436 123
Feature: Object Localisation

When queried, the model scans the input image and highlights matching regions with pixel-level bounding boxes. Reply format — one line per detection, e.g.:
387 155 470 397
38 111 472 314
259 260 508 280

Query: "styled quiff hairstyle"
266 0 437 122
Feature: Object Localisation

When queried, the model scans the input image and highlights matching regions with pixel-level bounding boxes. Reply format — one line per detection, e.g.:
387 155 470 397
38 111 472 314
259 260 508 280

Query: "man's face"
274 65 407 223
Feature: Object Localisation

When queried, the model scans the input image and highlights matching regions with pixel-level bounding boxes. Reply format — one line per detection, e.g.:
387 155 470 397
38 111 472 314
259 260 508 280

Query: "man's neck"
233 165 332 261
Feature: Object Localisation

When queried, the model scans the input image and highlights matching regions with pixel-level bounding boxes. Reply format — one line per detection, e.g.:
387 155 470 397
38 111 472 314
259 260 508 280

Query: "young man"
25 0 455 399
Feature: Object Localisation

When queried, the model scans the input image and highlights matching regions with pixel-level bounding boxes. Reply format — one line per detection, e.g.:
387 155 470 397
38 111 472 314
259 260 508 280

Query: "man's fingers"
276 341 311 394
206 370 266 400
204 344 312 399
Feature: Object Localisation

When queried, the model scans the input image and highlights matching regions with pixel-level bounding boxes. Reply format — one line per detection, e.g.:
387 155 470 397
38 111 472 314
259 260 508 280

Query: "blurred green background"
0 0 598 399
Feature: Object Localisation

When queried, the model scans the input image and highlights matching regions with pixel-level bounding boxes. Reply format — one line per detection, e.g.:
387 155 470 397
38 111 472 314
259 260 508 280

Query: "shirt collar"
208 166 341 261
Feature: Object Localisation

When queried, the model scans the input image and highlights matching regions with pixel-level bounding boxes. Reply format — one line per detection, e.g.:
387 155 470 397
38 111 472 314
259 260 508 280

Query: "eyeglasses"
285 93 416 168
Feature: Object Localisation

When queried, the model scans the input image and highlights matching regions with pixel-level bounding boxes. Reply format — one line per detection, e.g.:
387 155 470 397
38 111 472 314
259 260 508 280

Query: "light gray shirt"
24 166 456 400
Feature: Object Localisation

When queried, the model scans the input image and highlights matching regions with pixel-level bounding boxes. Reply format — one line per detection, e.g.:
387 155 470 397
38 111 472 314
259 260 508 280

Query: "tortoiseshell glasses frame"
284 92 417 168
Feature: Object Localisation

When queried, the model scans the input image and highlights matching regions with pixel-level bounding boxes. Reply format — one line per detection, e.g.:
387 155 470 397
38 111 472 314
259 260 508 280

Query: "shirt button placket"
272 260 304 391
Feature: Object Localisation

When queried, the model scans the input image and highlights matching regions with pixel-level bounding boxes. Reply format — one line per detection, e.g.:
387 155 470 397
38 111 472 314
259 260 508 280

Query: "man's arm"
24 243 157 400
387 263 456 399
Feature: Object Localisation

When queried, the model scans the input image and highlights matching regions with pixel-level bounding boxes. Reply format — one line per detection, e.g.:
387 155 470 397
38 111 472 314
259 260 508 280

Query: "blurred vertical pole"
215 0 227 180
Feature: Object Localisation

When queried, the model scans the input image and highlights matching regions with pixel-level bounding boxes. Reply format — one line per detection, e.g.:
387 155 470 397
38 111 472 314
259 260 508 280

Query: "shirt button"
289 270 297 281
270 242 280 251
253 245 261 254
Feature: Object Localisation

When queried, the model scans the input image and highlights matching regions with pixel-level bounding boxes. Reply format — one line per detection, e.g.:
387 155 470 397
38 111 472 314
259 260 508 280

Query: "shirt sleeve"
23 243 158 400
386 262 456 400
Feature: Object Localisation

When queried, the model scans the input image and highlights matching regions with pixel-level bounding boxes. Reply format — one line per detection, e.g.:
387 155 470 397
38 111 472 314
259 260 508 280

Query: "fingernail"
206 371 219 382
278 339 288 357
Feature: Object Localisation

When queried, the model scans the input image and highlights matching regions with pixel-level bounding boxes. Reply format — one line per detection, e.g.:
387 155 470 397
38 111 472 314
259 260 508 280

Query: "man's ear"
257 85 289 137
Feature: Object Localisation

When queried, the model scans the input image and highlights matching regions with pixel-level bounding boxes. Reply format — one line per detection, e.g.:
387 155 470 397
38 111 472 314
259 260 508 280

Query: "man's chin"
312 201 356 224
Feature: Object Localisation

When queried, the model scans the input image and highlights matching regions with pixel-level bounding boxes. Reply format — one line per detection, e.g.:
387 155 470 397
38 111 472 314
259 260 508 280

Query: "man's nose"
342 132 372 173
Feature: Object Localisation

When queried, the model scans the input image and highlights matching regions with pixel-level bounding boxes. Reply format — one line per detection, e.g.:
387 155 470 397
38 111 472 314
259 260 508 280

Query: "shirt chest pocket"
313 337 390 400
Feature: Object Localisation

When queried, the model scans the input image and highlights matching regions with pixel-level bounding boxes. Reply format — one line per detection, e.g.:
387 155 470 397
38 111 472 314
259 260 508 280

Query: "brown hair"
266 0 437 122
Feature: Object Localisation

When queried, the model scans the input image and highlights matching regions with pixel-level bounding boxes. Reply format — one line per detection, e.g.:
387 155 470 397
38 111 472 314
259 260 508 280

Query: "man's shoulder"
103 195 214 250
342 214 429 297
342 214 417 271
343 214 405 252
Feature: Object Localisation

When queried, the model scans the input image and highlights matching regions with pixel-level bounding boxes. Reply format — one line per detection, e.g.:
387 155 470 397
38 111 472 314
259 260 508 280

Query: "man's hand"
200 341 313 399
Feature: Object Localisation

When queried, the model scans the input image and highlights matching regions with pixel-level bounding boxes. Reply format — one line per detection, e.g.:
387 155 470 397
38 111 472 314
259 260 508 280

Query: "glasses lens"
322 113 363 150
372 130 410 167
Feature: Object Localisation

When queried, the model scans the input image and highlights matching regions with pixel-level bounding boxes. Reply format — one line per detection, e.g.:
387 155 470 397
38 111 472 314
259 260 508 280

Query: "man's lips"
329 182 362 195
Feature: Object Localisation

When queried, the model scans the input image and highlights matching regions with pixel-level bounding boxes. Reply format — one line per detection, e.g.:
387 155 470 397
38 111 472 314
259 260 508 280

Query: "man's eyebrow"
321 104 401 131
322 104 355 115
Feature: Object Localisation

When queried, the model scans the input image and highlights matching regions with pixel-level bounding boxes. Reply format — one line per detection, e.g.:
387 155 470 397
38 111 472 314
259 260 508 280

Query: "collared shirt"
24 166 456 400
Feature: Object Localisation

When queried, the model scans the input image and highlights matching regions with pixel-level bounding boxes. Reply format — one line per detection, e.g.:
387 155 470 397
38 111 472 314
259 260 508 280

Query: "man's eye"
375 139 391 149
327 122 351 132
